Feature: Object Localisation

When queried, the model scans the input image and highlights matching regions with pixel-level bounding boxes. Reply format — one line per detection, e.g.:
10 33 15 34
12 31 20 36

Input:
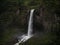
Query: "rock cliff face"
33 5 58 33
0 0 60 45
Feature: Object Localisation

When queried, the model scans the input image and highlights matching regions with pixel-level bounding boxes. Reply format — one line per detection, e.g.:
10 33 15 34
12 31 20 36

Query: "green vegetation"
0 0 60 45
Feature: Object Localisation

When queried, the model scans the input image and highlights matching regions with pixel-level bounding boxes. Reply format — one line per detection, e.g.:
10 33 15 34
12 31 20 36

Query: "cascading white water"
27 9 34 36
14 9 35 45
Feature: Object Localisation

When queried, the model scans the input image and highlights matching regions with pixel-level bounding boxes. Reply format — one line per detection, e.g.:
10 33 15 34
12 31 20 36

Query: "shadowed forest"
0 0 60 45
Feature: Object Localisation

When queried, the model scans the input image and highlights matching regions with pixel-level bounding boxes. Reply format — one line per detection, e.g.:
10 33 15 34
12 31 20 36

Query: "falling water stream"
14 9 35 45
27 9 34 36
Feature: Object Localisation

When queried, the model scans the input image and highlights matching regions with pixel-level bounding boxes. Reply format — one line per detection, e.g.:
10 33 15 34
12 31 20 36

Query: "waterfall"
27 9 34 36
14 9 35 45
